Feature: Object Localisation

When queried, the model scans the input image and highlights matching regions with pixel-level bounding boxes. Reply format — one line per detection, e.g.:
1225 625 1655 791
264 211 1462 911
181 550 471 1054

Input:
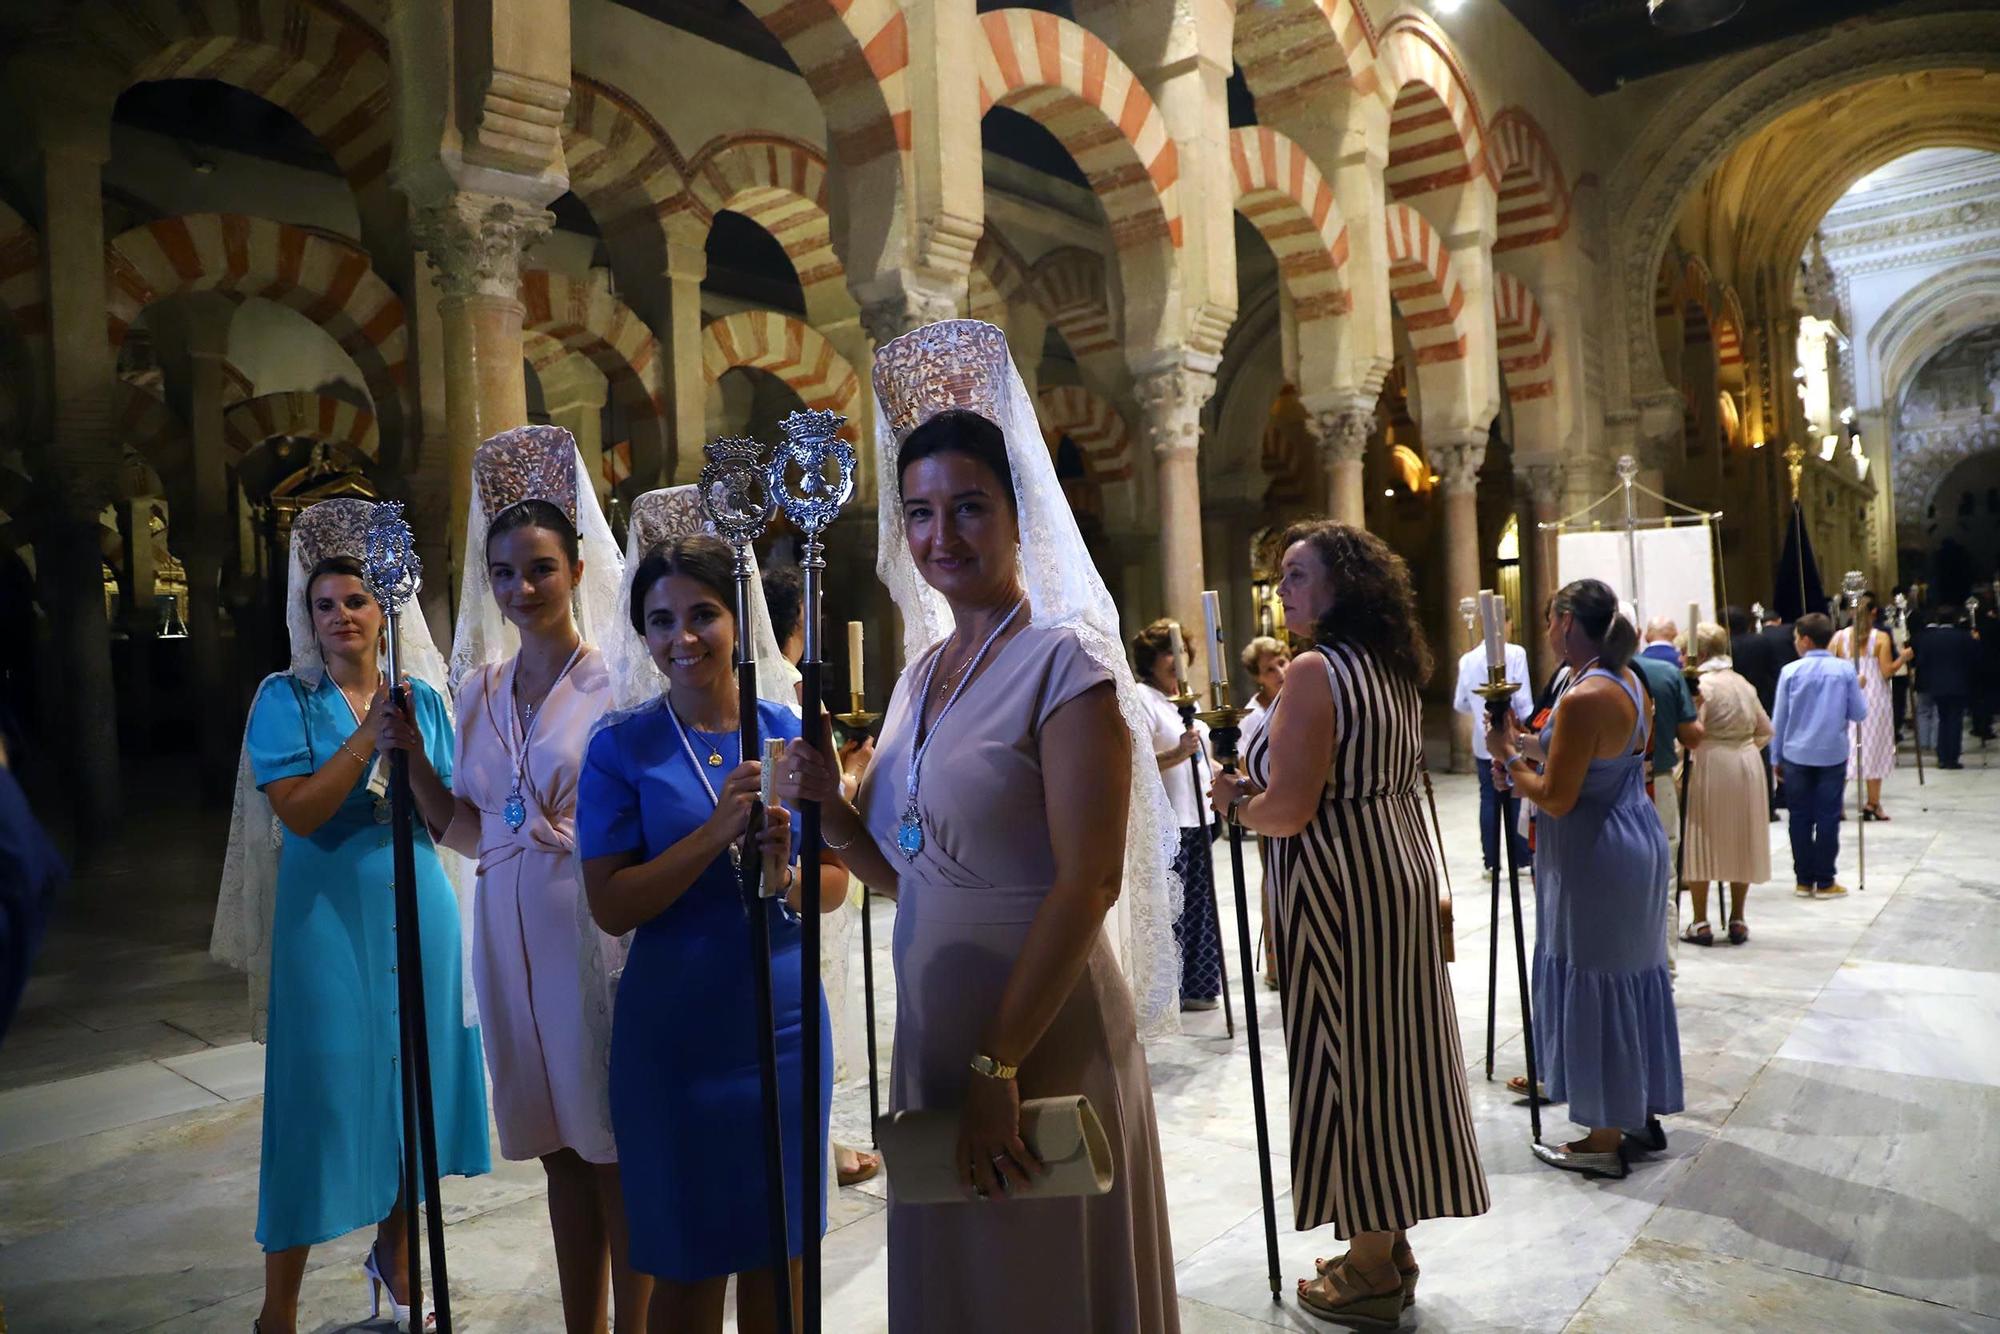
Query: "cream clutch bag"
875 1094 1115 1205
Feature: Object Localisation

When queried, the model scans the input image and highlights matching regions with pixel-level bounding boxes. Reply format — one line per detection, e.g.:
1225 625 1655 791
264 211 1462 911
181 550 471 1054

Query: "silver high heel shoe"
1532 1139 1630 1180
363 1243 436 1332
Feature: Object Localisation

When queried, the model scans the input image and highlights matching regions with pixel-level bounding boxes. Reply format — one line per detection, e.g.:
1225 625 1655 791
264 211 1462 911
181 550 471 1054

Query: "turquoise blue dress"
576 697 830 1282
1532 666 1684 1131
246 672 491 1251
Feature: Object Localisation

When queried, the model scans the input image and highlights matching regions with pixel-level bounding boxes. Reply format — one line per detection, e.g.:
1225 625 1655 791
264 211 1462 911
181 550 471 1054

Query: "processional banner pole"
1195 592 1281 1302
698 440 795 1331
361 502 454 1333
1842 570 1867 892
770 408 857 1334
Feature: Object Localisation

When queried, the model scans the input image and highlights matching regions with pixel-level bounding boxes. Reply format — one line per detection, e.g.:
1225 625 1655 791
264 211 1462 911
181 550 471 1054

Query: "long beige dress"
858 624 1179 1334
1683 661 1773 885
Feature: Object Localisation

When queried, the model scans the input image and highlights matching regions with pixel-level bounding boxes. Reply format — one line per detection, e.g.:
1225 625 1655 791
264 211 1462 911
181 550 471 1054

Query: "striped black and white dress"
1246 641 1490 1237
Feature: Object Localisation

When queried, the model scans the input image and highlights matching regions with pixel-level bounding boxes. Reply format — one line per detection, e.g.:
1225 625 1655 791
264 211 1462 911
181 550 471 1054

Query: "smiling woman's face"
901 451 1020 607
309 573 382 663
642 572 735 694
487 524 580 635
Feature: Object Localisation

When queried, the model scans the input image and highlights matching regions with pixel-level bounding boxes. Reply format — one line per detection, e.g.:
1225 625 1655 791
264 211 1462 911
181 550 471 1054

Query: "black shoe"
1940 762 1964 770
1624 1117 1667 1153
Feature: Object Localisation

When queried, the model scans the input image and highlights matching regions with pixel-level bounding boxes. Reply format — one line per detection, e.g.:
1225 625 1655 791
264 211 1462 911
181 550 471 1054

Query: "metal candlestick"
698 437 794 1332
361 502 454 1333
1195 681 1281 1302
769 408 856 1334
832 691 885 1142
1473 665 1542 1145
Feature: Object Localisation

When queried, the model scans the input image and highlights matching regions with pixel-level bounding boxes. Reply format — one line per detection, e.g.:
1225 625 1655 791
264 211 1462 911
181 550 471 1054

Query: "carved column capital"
1430 432 1487 494
1311 407 1373 466
1517 460 1565 510
1135 365 1216 459
858 273 963 345
413 192 553 301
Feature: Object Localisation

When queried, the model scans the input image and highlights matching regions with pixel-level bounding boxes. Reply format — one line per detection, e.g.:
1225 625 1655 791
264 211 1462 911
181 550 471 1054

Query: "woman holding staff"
776 319 1181 1332
213 498 489 1334
577 488 845 1334
441 425 645 1332
1208 521 1488 1324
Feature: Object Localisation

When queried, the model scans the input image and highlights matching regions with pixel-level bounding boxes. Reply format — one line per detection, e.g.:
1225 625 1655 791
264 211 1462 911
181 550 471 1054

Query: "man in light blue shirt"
1453 611 1533 872
1770 612 1868 898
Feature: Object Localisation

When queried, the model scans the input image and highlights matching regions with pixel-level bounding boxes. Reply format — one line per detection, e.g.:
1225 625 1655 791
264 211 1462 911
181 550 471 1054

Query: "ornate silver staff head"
1841 569 1865 610
698 437 778 561
769 409 856 540
360 500 421 679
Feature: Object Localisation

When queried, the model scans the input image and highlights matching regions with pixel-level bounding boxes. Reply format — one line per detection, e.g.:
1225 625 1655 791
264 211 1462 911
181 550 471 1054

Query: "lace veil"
570 483 800 1135
872 319 1183 1038
212 497 471 1040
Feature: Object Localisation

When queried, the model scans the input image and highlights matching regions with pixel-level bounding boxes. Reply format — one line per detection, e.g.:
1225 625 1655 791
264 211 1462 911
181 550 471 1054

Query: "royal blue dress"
1532 666 1685 1132
246 672 491 1252
577 696 830 1281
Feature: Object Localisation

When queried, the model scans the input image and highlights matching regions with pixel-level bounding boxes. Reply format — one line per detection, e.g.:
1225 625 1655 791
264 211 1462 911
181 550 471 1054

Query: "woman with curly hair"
1209 521 1488 1325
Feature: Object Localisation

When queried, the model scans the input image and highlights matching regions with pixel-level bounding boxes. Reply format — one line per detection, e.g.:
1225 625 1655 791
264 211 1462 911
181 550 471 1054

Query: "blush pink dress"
444 646 619 1164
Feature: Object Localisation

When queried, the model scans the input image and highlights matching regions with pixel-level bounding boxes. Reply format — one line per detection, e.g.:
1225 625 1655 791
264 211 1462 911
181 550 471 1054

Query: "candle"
1478 589 1505 673
846 620 865 699
1201 590 1226 688
1168 622 1189 692
1687 601 1700 654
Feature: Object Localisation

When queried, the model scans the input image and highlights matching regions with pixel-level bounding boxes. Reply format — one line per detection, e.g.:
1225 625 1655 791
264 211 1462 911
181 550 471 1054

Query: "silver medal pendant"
897 799 924 860
503 791 527 831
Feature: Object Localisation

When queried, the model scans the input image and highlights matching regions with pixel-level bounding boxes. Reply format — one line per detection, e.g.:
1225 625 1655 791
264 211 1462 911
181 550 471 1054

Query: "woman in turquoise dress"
216 499 489 1334
578 508 845 1333
1488 577 1683 1180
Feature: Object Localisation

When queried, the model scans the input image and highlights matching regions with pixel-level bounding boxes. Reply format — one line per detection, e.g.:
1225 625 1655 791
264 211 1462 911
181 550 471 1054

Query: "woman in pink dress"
443 426 647 1333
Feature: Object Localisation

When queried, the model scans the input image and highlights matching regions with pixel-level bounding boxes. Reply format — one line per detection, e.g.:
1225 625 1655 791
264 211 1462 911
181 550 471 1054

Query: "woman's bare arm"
264 752 372 839
1500 678 1632 819
1236 652 1333 838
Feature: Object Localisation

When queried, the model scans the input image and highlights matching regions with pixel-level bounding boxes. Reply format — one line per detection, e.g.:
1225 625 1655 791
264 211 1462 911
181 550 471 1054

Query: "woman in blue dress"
1488 577 1684 1179
214 498 490 1334
578 516 846 1334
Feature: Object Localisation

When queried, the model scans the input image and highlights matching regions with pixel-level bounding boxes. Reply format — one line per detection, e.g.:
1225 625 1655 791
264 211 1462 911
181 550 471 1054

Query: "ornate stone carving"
413 192 553 301
1311 408 1372 466
860 282 963 345
1430 435 1485 493
1135 366 1216 459
1518 461 1564 509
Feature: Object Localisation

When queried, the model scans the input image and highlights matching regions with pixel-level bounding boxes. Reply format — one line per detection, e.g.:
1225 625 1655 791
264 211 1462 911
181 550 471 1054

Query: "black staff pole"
700 440 794 1330
362 503 453 1332
1841 571 1866 893
1196 597 1280 1303
833 684 885 1142
770 407 857 1334
1473 626 1541 1145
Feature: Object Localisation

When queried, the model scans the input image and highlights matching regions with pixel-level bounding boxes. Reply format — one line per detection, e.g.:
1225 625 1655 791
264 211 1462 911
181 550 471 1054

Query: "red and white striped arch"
1230 127 1352 324
1716 286 1746 373
969 230 1040 330
1488 109 1571 252
977 10 1181 254
738 0 911 167
1037 384 1133 485
688 134 848 324
1384 204 1468 365
104 214 408 441
1032 247 1120 363
81 0 394 194
1379 19 1489 203
1231 0 1380 124
700 310 862 432
223 389 378 460
564 75 695 241
519 269 667 427
1492 272 1553 404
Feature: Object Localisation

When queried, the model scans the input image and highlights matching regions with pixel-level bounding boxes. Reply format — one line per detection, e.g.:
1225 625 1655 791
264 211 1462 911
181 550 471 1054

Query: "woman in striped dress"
1212 521 1488 1326
1832 591 1908 820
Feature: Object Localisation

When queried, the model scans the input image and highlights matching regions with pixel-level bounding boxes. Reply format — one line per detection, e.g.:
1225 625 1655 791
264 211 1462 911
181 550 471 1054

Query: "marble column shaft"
1518 462 1564 686
1314 405 1373 529
1435 434 1486 773
187 330 237 796
1136 364 1215 643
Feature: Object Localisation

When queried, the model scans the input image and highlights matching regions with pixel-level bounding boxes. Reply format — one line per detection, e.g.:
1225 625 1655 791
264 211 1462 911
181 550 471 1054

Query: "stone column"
1310 401 1373 529
185 302 238 797
664 237 708 485
32 96 122 827
412 191 553 587
1434 431 1487 772
1518 460 1564 685
545 373 609 500
1136 364 1216 640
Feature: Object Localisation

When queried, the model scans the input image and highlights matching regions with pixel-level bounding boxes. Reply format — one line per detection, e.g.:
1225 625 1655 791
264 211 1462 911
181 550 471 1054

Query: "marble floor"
3 742 1997 1332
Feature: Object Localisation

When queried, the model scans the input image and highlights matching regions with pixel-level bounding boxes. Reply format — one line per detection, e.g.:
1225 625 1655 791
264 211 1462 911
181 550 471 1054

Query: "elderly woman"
1488 578 1684 1179
1210 521 1488 1324
1682 623 1773 946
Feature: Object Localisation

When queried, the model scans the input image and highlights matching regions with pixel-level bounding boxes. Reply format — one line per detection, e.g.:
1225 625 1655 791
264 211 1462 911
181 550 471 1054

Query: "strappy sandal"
837 1148 881 1187
1681 920 1714 947
1863 805 1891 822
1506 1074 1548 1099
1314 1241 1418 1309
1727 918 1749 945
1297 1258 1406 1327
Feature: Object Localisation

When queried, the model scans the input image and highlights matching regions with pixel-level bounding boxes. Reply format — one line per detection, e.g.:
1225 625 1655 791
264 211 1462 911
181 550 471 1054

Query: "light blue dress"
576 697 829 1282
1532 666 1684 1131
247 672 491 1251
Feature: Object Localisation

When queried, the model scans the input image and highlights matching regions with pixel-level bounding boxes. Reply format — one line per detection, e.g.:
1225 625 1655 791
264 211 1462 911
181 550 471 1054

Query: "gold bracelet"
340 739 372 766
969 1052 1019 1081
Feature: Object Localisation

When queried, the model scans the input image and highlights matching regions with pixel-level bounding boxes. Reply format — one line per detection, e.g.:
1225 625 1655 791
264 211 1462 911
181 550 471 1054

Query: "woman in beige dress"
778 320 1181 1333
1682 623 1773 946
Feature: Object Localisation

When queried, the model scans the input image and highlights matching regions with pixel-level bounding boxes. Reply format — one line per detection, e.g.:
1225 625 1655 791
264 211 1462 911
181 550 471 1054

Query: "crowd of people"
211 313 1986 1334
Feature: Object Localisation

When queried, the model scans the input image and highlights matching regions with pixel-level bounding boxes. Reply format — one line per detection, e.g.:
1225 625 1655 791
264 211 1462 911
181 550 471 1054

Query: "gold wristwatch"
968 1052 1019 1081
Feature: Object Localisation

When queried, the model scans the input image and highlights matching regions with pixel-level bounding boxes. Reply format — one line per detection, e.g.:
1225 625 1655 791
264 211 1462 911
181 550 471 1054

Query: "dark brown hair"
761 563 804 645
1130 618 1190 686
896 409 1016 509
1278 521 1433 684
487 499 579 565
629 535 735 636
1794 612 1834 648
1552 578 1639 670
304 556 371 612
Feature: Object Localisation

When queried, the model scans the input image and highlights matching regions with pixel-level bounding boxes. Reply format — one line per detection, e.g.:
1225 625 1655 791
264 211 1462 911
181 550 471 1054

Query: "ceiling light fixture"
1647 0 1745 36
